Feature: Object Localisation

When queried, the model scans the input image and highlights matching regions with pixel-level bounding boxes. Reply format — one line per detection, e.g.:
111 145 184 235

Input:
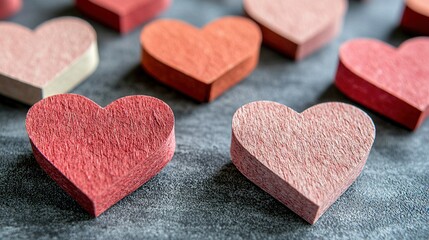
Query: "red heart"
75 0 171 33
231 101 375 224
26 94 175 216
401 0 429 35
335 37 429 130
0 0 21 19
0 17 98 105
243 0 347 60
140 16 262 102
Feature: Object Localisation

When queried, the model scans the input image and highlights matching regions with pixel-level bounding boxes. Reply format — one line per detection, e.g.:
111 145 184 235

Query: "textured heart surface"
75 0 170 33
0 17 98 105
0 0 21 19
335 37 429 130
140 16 261 102
401 0 429 35
243 0 347 60
230 101 375 224
26 94 175 217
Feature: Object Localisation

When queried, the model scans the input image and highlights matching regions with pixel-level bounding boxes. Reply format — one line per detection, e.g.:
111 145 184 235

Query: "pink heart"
75 0 171 33
0 0 21 19
26 94 175 216
231 101 375 224
243 0 347 60
0 17 98 105
335 37 429 130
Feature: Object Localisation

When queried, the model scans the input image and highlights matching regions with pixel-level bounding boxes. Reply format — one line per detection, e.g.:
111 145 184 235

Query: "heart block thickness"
231 101 375 224
335 37 429 130
26 94 175 217
0 17 99 105
401 0 429 35
75 0 171 33
243 0 347 60
140 16 262 102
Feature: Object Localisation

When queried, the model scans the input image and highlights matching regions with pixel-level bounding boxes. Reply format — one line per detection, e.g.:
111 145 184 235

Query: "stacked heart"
335 37 429 130
401 0 429 35
0 17 99 105
231 101 375 224
75 0 171 33
26 94 176 216
244 0 347 60
140 16 262 102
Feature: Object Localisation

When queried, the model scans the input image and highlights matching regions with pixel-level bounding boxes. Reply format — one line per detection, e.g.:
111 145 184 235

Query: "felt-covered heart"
243 0 347 60
0 17 98 105
230 101 375 224
335 37 429 130
75 0 171 33
26 94 175 217
401 0 429 35
140 16 262 102
0 0 21 19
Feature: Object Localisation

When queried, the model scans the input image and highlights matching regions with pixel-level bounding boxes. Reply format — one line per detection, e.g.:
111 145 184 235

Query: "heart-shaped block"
335 38 429 130
243 0 347 60
26 94 175 216
0 17 99 105
75 0 171 34
0 0 21 19
401 0 429 35
140 17 262 102
230 101 375 224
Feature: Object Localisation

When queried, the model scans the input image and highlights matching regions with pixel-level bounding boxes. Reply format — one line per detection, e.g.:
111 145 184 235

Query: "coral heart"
335 38 429 130
230 101 375 224
243 0 347 60
0 0 21 19
26 94 175 217
401 0 429 35
140 16 262 102
0 17 98 105
75 0 171 33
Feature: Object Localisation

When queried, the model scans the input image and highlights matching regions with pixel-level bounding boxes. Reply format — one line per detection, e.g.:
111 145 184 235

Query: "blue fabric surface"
0 0 428 239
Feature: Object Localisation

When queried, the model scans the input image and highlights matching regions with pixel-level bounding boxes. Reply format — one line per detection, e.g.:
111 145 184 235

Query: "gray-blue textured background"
0 0 428 239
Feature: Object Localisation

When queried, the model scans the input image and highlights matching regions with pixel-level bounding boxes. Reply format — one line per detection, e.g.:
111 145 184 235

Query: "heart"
140 16 262 102
0 17 99 105
230 101 375 224
401 0 429 35
26 94 175 216
335 37 429 130
0 0 21 19
243 0 347 60
75 0 171 33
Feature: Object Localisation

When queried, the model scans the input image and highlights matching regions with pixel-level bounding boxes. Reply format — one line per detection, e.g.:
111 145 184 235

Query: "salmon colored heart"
75 0 171 33
244 0 347 60
0 0 21 19
335 37 429 130
0 17 98 105
231 101 375 224
401 0 429 35
140 16 262 102
26 94 175 217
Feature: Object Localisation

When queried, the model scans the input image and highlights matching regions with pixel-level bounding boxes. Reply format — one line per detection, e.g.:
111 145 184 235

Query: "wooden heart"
140 16 262 102
335 37 429 130
401 0 429 35
230 101 375 224
0 0 21 19
26 94 175 216
0 17 98 105
75 0 171 33
243 0 347 60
